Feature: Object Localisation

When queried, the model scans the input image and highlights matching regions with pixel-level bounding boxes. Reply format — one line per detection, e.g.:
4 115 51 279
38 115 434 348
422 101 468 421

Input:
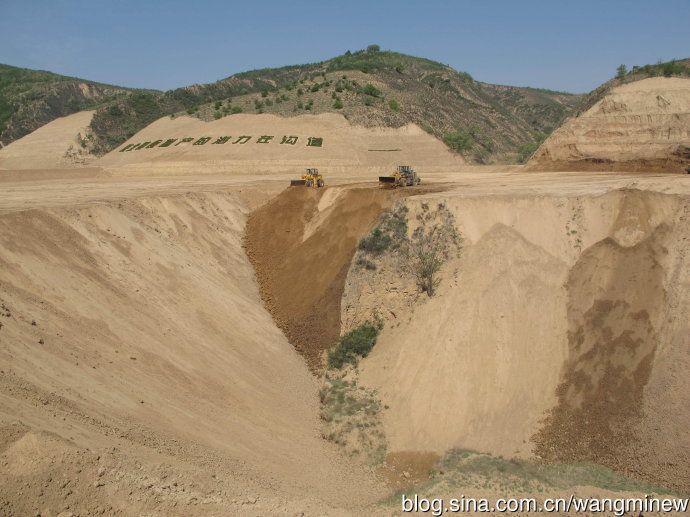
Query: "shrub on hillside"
359 228 391 253
517 133 546 163
333 98 343 109
388 99 399 111
328 321 382 369
443 130 473 152
360 83 381 97
359 204 408 255
408 203 462 296
616 64 628 79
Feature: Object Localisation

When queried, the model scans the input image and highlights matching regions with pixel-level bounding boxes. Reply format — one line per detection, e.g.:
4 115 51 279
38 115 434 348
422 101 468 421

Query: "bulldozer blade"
290 180 306 186
378 176 396 183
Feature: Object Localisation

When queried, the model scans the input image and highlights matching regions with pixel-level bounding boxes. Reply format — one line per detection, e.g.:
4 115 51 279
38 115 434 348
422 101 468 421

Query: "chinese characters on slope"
119 135 323 152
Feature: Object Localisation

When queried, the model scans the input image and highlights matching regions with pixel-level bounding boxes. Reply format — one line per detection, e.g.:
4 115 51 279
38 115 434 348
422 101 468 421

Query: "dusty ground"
1 161 688 514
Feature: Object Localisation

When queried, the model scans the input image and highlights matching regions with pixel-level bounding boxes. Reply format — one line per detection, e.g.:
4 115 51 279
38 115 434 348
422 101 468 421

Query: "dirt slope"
244 185 398 369
344 188 690 492
0 111 96 170
95 113 464 178
0 187 383 514
527 77 690 172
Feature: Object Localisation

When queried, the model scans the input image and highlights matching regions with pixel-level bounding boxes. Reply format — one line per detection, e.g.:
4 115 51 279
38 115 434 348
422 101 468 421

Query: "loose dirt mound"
0 111 95 170
244 185 397 369
96 113 463 177
346 188 689 491
527 77 690 172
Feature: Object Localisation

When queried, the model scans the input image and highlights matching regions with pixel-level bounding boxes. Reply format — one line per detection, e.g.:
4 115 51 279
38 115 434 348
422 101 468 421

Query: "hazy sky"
1 0 688 93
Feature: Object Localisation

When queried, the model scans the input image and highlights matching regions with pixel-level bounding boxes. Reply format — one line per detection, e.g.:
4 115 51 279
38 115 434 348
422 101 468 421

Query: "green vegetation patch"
319 374 387 464
424 449 678 496
328 320 382 369
517 132 546 163
358 202 462 297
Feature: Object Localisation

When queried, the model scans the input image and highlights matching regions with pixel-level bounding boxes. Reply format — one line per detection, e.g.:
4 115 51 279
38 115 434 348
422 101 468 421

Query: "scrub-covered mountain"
88 48 582 162
1 48 583 162
0 63 133 147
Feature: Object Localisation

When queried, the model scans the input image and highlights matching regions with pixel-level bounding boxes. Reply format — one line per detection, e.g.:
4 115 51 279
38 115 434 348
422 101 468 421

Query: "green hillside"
0 64 133 146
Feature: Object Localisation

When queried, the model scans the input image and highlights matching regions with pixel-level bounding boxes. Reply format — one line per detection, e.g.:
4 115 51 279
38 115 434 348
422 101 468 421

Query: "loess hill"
0 49 584 163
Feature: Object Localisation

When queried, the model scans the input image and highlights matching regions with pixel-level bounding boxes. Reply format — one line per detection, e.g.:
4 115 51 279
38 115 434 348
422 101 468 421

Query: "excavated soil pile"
244 186 397 369
527 77 690 173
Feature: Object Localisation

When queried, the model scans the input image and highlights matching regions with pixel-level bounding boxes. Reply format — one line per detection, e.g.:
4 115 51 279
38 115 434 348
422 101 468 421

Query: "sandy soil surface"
0 102 690 515
528 77 690 172
343 177 690 493
0 111 96 170
1 140 688 513
0 180 387 515
95 113 464 177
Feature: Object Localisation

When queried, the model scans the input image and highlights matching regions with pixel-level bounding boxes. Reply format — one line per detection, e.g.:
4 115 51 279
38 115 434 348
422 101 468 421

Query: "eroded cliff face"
528 77 690 172
345 189 690 492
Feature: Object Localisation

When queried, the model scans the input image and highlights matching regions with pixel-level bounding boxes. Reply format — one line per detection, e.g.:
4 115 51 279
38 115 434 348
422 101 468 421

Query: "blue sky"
0 0 688 93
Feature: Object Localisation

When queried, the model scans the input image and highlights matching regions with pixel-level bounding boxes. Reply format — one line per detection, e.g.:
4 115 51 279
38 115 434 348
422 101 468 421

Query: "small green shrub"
443 130 473 152
388 99 399 111
355 256 377 270
364 96 374 106
409 203 462 296
517 132 546 163
328 321 382 369
616 64 627 79
360 83 381 97
261 89 268 97
333 98 343 109
230 106 243 114
359 228 391 253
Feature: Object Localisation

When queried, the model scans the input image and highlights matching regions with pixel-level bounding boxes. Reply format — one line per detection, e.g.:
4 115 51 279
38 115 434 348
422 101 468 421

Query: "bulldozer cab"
379 165 420 187
290 168 325 187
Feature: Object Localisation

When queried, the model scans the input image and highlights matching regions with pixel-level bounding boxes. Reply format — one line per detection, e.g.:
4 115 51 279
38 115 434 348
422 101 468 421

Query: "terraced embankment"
527 77 690 172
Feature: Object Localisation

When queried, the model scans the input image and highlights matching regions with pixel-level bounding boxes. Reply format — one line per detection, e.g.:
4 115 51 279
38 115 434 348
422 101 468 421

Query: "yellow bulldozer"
290 168 325 187
379 165 421 187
